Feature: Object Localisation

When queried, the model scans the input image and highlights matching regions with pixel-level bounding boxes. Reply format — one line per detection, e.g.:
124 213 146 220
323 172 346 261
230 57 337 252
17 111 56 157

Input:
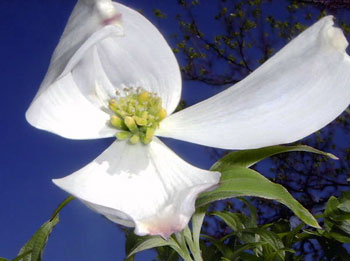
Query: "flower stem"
49 196 75 221
174 232 193 261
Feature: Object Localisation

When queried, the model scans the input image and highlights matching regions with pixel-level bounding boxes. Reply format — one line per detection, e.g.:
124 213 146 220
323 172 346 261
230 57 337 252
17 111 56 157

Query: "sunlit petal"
52 137 220 238
157 16 350 149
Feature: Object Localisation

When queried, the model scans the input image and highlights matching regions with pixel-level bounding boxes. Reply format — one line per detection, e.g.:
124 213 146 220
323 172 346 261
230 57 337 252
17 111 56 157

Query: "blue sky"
1 0 349 260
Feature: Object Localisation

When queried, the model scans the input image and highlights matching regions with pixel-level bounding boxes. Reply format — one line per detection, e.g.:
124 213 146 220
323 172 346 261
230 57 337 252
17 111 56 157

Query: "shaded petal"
37 0 123 97
157 16 350 149
26 0 123 139
25 73 116 139
26 1 181 139
93 3 181 114
52 137 220 238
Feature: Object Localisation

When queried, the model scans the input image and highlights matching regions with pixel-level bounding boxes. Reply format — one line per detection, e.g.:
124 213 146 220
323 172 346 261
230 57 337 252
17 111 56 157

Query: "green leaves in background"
202 200 293 261
323 192 350 243
201 194 350 260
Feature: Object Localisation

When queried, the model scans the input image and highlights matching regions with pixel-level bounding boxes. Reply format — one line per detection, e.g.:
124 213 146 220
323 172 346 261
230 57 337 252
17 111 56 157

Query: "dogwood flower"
26 0 350 238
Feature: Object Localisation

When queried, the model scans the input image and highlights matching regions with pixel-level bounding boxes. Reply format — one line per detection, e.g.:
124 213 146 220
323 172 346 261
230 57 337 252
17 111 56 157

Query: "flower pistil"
109 88 167 145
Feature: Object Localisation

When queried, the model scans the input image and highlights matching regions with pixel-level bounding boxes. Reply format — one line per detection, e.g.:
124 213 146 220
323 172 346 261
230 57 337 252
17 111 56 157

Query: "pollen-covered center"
108 88 167 145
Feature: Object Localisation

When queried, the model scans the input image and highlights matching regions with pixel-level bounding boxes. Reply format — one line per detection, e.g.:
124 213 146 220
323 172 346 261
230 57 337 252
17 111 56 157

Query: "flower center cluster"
108 88 167 145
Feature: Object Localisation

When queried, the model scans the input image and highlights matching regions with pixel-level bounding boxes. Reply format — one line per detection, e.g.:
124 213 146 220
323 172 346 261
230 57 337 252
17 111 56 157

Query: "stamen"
109 88 167 145
124 116 138 133
110 115 127 130
116 131 132 140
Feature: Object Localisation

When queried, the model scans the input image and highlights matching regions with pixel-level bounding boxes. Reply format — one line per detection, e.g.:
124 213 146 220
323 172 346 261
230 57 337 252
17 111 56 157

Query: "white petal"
26 73 116 139
26 1 181 139
26 1 123 139
52 137 220 238
157 16 350 149
37 0 123 97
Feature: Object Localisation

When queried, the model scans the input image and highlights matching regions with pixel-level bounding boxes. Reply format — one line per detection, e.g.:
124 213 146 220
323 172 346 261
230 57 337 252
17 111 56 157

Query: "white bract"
26 0 350 238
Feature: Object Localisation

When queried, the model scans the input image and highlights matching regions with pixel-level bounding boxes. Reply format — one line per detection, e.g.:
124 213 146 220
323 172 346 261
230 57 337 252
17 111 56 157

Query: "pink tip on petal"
102 13 122 26
134 211 189 239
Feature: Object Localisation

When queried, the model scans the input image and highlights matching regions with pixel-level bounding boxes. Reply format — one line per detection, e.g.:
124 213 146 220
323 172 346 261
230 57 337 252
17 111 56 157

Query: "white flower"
26 0 350 238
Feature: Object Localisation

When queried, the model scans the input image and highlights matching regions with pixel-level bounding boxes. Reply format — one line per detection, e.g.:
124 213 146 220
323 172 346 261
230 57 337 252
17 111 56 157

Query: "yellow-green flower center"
109 89 167 145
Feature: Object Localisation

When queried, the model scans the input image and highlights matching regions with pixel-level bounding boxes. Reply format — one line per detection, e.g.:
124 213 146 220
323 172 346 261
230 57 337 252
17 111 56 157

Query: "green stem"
50 196 75 221
174 232 193 261
192 207 207 260
183 226 203 261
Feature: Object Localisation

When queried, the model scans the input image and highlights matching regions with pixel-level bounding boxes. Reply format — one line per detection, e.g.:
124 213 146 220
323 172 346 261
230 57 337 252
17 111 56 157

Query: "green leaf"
174 232 193 260
237 197 257 227
202 235 234 259
236 252 262 261
222 228 286 260
17 215 59 261
192 206 206 253
212 210 258 247
338 201 350 213
156 248 179 261
242 228 285 259
324 194 350 242
211 145 337 172
182 226 203 261
0 258 10 261
124 230 139 261
211 211 247 231
196 167 320 229
200 242 221 261
15 196 74 261
337 192 350 213
127 236 170 257
328 229 350 243
12 251 32 261
127 235 187 260
284 223 305 247
231 242 268 260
